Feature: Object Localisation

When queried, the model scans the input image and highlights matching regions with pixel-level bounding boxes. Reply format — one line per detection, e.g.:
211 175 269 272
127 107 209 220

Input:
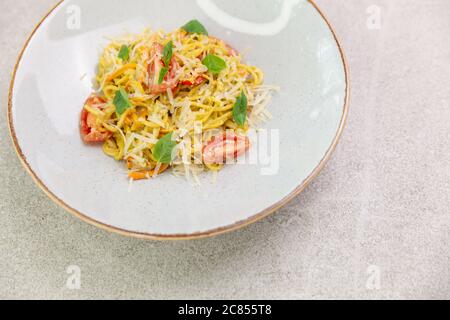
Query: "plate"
8 0 349 239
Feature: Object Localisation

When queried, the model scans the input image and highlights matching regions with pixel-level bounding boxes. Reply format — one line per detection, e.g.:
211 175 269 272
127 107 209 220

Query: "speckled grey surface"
1 0 449 300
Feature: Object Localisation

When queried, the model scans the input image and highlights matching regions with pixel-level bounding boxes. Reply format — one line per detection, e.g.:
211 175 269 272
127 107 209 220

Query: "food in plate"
80 20 276 181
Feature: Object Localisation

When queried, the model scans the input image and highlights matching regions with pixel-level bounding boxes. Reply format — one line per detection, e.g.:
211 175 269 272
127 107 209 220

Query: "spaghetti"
80 20 276 181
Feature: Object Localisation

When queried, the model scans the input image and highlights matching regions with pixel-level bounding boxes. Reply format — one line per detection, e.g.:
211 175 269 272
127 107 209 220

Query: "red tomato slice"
181 76 206 87
146 43 180 94
80 94 112 144
203 133 250 165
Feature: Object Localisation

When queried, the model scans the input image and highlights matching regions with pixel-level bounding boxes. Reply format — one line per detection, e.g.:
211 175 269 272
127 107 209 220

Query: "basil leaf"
232 92 248 127
162 41 173 67
181 20 208 35
158 67 169 84
153 133 177 164
202 54 226 75
113 88 131 115
118 45 129 61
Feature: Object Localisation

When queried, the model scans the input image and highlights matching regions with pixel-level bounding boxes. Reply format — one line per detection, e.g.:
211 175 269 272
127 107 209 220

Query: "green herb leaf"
153 133 177 164
118 45 130 61
113 88 131 115
158 67 169 84
232 92 248 127
181 20 208 35
202 54 227 75
162 41 173 67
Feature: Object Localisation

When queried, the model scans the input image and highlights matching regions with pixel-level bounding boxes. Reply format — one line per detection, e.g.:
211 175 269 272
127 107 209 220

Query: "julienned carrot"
128 164 169 181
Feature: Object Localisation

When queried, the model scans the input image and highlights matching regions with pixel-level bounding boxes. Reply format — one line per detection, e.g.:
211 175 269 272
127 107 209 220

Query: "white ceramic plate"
8 0 349 239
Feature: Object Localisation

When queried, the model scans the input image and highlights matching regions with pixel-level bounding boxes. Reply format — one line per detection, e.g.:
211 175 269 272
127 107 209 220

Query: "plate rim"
7 0 350 240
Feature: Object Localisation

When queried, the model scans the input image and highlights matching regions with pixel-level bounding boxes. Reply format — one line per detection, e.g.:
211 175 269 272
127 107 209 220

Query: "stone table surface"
1 0 449 300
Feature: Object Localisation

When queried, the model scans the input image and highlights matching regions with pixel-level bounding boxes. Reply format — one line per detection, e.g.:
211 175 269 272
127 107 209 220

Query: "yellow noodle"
82 26 273 179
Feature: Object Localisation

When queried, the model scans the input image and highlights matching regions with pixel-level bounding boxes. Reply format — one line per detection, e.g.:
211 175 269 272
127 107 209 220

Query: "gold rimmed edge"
7 0 350 241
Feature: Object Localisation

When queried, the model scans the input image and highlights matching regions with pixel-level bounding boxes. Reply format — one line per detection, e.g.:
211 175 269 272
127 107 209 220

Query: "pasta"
79 20 277 181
